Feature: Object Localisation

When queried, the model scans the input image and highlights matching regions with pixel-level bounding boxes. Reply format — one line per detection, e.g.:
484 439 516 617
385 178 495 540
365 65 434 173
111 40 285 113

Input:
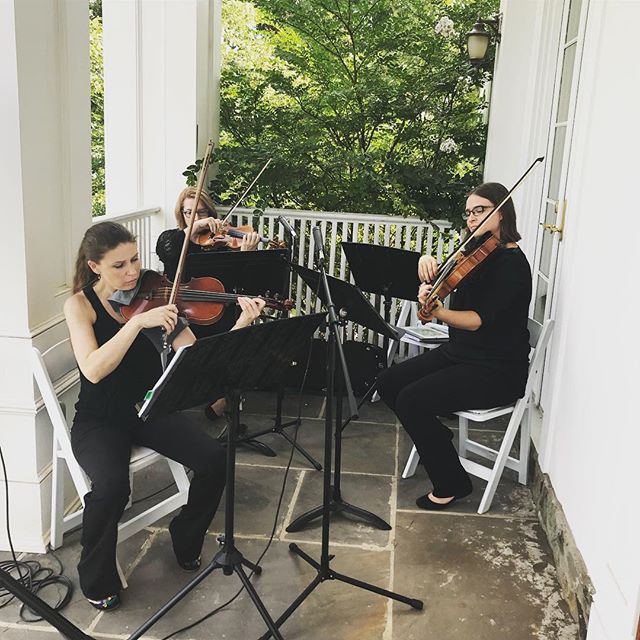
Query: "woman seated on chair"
64 221 265 610
156 188 261 420
377 182 532 511
155 187 260 282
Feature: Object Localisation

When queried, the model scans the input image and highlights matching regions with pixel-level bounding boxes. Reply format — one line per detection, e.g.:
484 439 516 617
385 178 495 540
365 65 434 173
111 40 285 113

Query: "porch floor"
0 391 579 639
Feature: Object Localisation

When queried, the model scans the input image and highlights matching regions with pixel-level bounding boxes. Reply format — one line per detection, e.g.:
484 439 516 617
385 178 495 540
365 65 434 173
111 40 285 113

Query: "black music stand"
285 265 398 533
341 242 420 356
129 313 325 640
258 231 422 640
188 249 321 469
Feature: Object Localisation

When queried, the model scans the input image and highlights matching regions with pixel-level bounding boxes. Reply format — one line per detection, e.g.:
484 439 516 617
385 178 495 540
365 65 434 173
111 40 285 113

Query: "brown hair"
72 222 136 293
174 188 218 229
467 182 521 244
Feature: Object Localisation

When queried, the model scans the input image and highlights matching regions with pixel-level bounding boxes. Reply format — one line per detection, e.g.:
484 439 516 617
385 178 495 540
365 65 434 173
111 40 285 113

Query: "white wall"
485 1 640 638
0 0 91 552
103 0 222 231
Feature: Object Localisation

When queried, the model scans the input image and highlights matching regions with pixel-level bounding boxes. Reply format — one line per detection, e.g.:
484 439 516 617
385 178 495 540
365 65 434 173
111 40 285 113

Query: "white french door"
531 0 588 407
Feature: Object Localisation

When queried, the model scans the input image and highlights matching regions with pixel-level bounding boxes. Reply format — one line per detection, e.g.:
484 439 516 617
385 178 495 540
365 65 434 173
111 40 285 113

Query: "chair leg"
401 445 420 479
477 403 527 514
458 416 469 458
116 557 128 590
372 338 399 403
166 459 190 495
518 406 531 485
125 468 134 511
50 453 65 550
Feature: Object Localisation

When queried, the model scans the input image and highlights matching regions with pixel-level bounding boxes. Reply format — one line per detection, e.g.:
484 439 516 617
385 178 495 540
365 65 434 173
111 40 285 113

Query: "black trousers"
376 346 526 498
71 411 226 600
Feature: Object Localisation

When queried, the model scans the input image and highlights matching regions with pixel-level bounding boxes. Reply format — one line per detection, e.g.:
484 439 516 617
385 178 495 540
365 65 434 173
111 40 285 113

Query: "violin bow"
221 158 273 225
170 140 216 305
428 156 545 291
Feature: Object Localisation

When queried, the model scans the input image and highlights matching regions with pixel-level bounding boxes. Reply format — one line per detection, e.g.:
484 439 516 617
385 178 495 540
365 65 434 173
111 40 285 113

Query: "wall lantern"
466 16 501 66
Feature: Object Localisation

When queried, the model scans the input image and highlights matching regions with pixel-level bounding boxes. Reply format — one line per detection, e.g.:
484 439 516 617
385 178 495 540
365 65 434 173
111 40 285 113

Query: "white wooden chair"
31 339 190 587
401 318 554 514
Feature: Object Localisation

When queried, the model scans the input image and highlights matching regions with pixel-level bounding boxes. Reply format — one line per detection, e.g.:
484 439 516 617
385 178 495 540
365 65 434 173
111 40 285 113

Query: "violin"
194 223 286 251
120 271 293 326
417 156 545 322
418 232 500 322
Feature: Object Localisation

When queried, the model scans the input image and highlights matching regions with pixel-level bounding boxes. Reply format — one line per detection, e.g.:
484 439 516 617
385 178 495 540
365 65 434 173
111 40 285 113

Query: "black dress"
70 284 226 599
376 247 532 498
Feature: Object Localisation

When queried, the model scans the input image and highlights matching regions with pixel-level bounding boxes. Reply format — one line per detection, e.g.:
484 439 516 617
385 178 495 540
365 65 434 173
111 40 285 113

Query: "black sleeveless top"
74 284 162 421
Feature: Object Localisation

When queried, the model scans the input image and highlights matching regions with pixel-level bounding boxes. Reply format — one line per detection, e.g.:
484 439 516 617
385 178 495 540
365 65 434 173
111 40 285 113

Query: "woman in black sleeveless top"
377 183 532 511
64 222 265 610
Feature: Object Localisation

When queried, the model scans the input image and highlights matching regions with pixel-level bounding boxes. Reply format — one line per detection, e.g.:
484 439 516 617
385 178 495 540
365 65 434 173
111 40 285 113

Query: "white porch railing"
225 207 457 352
93 205 458 354
93 207 162 270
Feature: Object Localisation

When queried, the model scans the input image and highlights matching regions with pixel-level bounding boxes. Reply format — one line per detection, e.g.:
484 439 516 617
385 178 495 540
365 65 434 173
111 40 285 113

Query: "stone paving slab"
93 533 391 640
0 392 577 640
392 511 579 640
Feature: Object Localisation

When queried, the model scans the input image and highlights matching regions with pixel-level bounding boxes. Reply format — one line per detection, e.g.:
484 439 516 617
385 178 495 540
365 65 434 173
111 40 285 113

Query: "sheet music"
137 344 191 419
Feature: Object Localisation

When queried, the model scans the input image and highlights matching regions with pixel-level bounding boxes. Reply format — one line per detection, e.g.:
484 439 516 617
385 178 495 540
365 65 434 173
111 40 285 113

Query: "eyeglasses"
182 208 210 219
462 205 492 220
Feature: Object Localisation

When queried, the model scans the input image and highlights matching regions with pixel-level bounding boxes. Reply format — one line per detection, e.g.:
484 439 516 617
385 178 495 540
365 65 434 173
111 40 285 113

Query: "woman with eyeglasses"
155 187 260 283
64 222 265 610
156 188 261 420
377 182 532 511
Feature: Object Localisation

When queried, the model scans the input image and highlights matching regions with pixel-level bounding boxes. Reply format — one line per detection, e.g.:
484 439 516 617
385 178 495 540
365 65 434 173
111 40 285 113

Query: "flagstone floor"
0 391 579 639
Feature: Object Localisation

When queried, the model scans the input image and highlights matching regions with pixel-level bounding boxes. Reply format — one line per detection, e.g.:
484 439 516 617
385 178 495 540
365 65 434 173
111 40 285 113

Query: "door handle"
539 200 566 241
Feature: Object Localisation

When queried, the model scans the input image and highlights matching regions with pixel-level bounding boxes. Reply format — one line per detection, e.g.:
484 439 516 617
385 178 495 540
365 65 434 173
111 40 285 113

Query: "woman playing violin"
156 188 263 419
377 182 532 510
64 222 265 610
156 187 260 282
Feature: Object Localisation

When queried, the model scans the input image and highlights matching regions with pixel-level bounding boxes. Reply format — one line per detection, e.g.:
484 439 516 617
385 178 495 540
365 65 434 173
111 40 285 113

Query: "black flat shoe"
415 494 458 511
87 593 121 611
415 485 472 511
177 556 202 572
204 404 223 421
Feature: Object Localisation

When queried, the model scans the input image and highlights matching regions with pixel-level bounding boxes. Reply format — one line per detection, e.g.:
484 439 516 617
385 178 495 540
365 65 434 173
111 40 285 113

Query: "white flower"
435 16 455 38
439 137 458 154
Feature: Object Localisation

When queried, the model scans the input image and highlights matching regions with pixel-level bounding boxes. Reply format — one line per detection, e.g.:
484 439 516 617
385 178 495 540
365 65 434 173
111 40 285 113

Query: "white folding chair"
401 318 554 514
31 339 190 587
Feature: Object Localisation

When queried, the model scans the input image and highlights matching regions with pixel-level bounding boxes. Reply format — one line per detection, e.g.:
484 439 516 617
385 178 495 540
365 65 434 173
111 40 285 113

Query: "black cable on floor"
0 445 74 622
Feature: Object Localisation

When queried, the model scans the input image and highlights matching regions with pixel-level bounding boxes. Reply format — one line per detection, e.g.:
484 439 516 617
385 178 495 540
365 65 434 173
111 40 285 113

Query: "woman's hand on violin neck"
233 297 266 329
240 232 260 251
188 217 226 242
418 255 438 283
132 303 179 334
418 283 434 306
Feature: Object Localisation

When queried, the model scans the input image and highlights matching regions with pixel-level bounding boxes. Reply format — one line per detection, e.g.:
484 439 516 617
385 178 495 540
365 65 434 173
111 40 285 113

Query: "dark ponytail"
72 222 136 293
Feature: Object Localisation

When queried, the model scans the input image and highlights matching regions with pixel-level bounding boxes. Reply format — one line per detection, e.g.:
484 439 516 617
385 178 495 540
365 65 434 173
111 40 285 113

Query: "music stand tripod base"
130 314 326 640
261 249 422 640
237 386 322 471
286 265 396 532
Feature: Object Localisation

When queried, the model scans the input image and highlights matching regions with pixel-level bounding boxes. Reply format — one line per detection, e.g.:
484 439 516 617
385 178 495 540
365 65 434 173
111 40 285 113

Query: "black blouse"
445 247 532 368
155 228 208 282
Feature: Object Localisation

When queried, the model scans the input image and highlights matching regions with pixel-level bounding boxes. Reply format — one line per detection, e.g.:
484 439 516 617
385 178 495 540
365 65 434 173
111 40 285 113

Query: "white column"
0 0 91 552
103 0 223 233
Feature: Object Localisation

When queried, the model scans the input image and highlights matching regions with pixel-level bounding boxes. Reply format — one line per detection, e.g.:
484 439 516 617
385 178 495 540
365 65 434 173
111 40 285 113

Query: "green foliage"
90 14 105 217
211 0 497 226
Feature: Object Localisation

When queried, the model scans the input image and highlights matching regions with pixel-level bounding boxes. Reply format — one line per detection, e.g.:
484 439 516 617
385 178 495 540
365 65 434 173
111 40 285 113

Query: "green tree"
214 0 497 225
90 2 105 216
